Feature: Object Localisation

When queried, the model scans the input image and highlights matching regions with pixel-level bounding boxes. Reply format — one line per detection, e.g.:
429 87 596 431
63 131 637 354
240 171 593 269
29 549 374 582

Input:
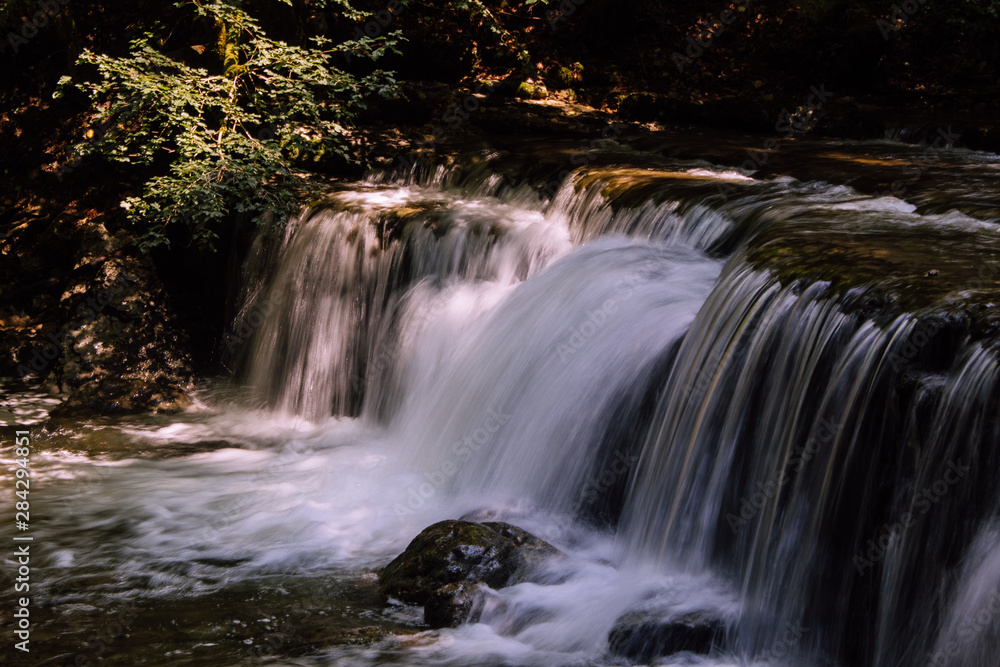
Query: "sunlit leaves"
59 0 399 251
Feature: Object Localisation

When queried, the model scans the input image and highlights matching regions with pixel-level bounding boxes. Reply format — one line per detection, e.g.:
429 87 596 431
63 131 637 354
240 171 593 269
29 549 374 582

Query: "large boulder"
608 608 728 661
481 521 563 583
46 254 193 415
3 213 193 416
378 519 562 628
379 520 519 604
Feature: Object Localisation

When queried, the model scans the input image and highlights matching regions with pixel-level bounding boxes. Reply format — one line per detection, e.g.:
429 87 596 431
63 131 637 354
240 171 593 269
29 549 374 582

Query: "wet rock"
46 254 193 416
481 521 564 582
424 582 488 628
3 212 193 416
378 519 562 626
617 92 667 123
378 520 519 604
608 608 727 661
339 625 390 646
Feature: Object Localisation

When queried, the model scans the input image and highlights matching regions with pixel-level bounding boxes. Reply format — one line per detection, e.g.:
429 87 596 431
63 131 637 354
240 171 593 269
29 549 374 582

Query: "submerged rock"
378 519 562 628
608 608 727 661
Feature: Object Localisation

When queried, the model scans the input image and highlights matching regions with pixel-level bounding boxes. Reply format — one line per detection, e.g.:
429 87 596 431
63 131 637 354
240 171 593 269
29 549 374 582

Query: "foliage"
57 0 400 251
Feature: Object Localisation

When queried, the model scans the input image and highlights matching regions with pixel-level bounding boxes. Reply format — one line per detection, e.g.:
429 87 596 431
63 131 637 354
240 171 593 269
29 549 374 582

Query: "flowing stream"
3 137 1000 666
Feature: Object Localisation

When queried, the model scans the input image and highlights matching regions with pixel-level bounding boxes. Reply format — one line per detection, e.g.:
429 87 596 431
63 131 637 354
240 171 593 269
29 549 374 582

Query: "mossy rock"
378 519 563 622
516 81 549 100
482 521 564 582
378 520 519 604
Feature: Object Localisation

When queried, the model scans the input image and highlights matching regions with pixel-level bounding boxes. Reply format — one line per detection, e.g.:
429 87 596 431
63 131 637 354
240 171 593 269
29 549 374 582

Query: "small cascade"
239 183 572 421
385 238 721 518
241 209 385 419
873 344 1000 666
618 257 915 660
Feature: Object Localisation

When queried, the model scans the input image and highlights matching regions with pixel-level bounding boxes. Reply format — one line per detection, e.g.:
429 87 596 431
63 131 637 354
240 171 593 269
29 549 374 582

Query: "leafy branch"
57 0 400 251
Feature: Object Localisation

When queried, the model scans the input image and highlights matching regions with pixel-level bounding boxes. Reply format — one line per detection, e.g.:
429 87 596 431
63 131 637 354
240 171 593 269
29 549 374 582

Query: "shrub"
57 0 401 251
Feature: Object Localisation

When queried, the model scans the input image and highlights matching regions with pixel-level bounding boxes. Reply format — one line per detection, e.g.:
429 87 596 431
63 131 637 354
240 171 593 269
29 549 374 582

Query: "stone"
608 608 727 661
424 582 488 628
378 519 563 627
516 81 548 100
2 218 193 415
378 520 519 604
481 521 564 582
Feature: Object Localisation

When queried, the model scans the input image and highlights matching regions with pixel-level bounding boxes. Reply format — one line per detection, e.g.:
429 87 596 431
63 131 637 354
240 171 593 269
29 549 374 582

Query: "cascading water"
386 238 721 517
8 140 1000 666
620 259 917 661
239 182 570 421
232 153 1000 665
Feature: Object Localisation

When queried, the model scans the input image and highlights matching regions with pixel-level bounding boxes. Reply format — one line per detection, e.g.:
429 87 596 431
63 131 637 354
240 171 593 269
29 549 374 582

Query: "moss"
516 81 548 100
378 520 561 610
744 225 1000 338
378 520 518 604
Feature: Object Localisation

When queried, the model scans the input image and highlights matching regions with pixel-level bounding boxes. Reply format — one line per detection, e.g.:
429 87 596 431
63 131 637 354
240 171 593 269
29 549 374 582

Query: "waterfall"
233 154 1000 665
386 238 721 518
874 344 1000 666
239 183 571 421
